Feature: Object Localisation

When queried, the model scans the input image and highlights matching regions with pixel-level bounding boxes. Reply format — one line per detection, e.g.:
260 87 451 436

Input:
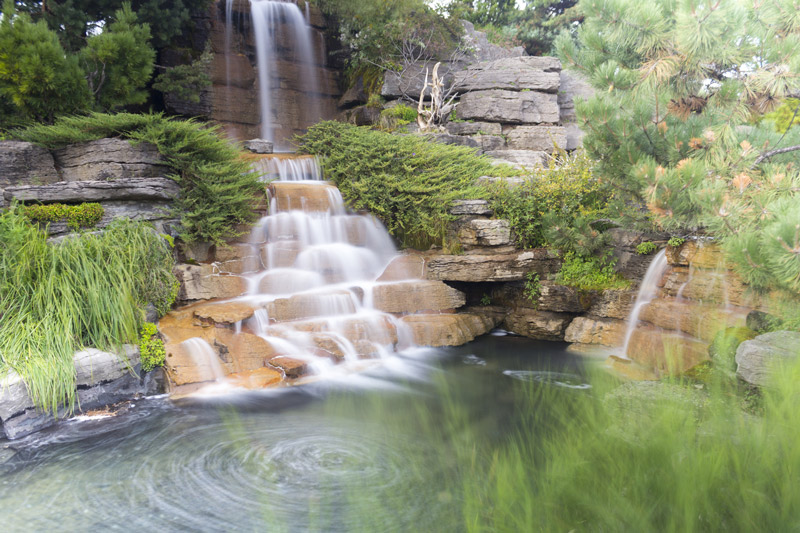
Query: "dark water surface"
0 335 595 532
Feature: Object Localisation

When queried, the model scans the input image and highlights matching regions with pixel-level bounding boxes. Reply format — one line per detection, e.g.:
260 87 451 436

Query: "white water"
249 0 321 146
181 338 227 382
620 249 669 358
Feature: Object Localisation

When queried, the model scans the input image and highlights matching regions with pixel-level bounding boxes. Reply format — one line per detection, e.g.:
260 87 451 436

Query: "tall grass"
13 112 263 244
0 208 176 413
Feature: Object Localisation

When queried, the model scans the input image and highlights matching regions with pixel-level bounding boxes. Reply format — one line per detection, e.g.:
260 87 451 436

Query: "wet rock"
457 219 512 248
445 122 502 136
270 182 340 212
565 317 627 347
269 356 308 378
371 281 466 314
244 139 274 154
736 331 800 387
665 240 726 269
425 249 560 282
502 309 574 341
53 138 168 182
454 56 561 92
637 298 747 342
311 334 346 361
226 367 284 389
193 302 256 325
457 90 560 124
505 126 567 152
266 290 356 321
377 255 427 281
627 326 709 375
401 313 497 347
174 264 247 302
4 178 180 204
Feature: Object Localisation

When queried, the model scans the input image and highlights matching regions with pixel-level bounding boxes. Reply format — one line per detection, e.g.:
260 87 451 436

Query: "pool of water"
0 335 597 532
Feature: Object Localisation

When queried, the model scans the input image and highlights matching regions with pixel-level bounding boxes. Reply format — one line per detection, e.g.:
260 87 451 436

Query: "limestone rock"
457 90 560 124
193 302 256 325
74 345 139 387
454 56 561 92
445 122 502 136
425 249 560 282
270 182 340 212
565 317 627 346
174 264 247 302
402 313 497 347
269 356 309 378
457 219 512 248
226 367 284 389
53 138 168 182
637 298 747 342
461 21 525 61
587 289 637 320
244 139 274 154
558 70 594 123
0 141 60 206
484 150 548 169
266 291 356 321
736 331 800 387
665 240 726 269
475 135 506 151
0 371 35 422
381 62 458 99
424 133 480 150
505 126 567 152
4 178 180 204
377 255 427 281
371 281 466 314
503 309 574 341
215 331 278 373
627 326 709 375
450 200 493 216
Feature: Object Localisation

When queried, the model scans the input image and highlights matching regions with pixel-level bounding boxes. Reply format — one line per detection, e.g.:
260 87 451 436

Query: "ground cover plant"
13 112 263 244
297 121 516 250
0 209 176 413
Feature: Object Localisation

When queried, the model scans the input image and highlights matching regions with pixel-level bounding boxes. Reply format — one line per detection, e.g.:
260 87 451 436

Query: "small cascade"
180 338 227 382
249 0 321 146
621 249 668 358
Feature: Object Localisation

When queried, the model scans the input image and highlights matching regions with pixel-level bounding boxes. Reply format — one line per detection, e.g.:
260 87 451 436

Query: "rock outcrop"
736 331 800 387
0 141 60 207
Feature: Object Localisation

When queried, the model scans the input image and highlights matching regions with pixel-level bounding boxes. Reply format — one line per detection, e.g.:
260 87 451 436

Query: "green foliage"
635 241 657 255
479 293 492 306
379 104 417 131
557 0 800 296
523 271 540 303
761 98 800 134
21 202 104 230
555 252 629 291
153 47 212 104
138 322 166 372
668 237 685 248
13 112 263 244
80 3 154 111
0 209 176 413
487 151 608 251
709 327 757 373
297 121 515 249
0 1 90 124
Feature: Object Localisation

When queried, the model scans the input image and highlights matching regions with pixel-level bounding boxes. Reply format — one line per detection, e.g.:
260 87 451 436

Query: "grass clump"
297 121 515 249
0 208 177 414
21 202 104 230
138 322 166 372
13 112 263 244
554 252 630 291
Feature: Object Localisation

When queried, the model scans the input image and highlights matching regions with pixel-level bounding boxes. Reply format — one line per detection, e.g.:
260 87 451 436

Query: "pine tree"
0 0 90 124
556 0 800 295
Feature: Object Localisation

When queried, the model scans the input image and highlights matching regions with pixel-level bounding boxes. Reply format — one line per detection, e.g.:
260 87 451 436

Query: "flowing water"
621 249 669 358
0 336 593 532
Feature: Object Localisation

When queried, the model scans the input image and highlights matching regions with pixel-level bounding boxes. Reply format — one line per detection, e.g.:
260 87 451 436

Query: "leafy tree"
0 0 90 123
81 3 154 110
152 45 212 104
556 0 800 296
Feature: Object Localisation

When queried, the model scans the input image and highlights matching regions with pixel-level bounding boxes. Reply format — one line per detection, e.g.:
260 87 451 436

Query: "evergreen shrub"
554 252 630 291
21 202 104 230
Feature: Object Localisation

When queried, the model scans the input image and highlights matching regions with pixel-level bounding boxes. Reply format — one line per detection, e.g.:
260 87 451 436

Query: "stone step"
3 178 180 204
371 280 465 314
264 290 358 322
401 313 498 347
269 181 341 212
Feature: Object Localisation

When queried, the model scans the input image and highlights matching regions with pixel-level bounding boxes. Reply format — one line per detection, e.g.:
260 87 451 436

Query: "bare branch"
752 144 800 168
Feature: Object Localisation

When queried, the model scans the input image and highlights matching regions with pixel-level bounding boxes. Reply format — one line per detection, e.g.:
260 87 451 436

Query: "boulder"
454 56 561 92
401 313 497 347
371 280 466 314
193 302 256 325
53 138 169 181
457 219 513 248
445 121 502 136
174 264 247 302
457 90 560 124
450 199 493 216
735 331 800 387
4 178 180 204
637 298 747 342
586 289 637 320
269 356 309 378
226 367 284 389
565 317 627 346
505 126 567 152
709 327 757 373
244 139 274 154
502 309 574 341
74 345 139 387
425 249 560 282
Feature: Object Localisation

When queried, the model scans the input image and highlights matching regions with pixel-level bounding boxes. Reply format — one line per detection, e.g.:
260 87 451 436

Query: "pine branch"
752 144 800 168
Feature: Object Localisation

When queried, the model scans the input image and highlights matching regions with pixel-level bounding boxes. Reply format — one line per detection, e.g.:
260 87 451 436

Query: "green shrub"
0 208 177 413
524 272 541 303
635 241 657 255
138 322 166 372
709 327 758 372
13 112 263 244
480 293 492 306
379 104 418 130
297 121 516 249
21 202 104 230
554 252 630 291
668 236 686 248
487 151 608 250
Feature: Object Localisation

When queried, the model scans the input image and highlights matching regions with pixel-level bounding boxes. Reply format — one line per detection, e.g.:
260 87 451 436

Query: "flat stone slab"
4 178 180 203
445 122 502 136
425 249 560 282
455 56 561 92
371 280 466 314
505 126 567 152
53 138 168 181
457 89 560 124
450 199 493 216
485 150 549 169
244 139 274 154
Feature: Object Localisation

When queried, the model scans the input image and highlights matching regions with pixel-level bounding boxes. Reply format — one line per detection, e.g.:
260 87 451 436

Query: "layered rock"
0 141 60 207
53 138 169 181
457 89 560 124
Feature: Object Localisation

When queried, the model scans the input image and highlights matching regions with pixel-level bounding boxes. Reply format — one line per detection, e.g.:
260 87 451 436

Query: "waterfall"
620 249 669 358
181 338 227 382
249 0 321 147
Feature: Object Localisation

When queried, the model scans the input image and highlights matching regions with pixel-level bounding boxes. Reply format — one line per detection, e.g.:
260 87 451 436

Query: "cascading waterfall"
620 249 669 358
249 0 321 146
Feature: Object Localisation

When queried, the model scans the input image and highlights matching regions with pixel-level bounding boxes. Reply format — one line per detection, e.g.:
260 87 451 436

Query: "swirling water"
0 336 592 532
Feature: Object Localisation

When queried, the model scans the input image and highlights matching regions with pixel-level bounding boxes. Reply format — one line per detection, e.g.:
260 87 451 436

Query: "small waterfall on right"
620 249 668 358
